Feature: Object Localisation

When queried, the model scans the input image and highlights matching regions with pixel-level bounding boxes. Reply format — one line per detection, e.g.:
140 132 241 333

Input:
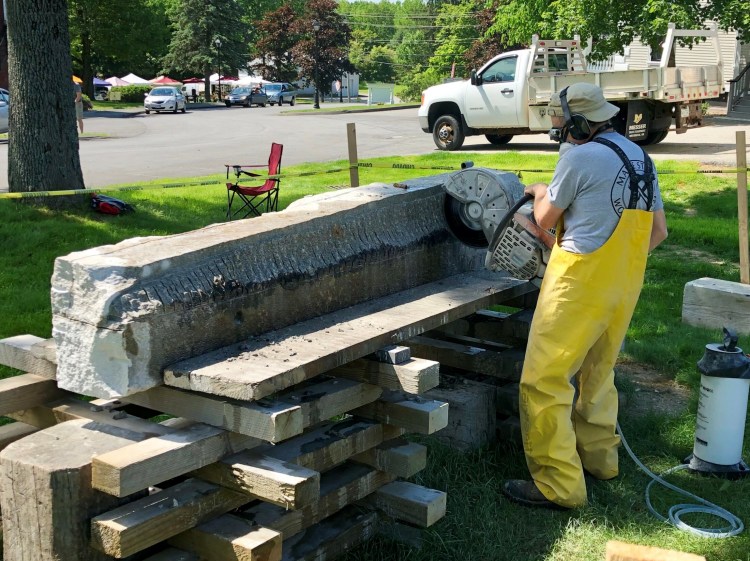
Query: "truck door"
464 55 519 127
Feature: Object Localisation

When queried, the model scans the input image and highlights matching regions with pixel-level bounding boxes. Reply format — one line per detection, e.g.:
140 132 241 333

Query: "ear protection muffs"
560 86 592 141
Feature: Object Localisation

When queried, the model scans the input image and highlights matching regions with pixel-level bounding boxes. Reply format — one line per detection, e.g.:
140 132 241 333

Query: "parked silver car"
0 88 9 133
265 83 298 106
144 87 186 114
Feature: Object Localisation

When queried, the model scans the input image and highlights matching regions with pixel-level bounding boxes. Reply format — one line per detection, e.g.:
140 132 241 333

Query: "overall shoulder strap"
592 137 654 210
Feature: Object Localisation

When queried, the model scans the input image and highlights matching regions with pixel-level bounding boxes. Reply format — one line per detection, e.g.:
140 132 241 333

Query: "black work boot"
501 480 569 510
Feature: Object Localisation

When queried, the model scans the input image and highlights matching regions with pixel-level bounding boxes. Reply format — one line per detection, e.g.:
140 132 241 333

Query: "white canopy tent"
120 73 150 85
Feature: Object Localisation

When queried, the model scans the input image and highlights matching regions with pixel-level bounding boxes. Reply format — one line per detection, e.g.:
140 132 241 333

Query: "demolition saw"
443 166 555 286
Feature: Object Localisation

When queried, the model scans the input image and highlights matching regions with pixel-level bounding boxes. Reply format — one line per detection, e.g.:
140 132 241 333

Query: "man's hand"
524 182 548 198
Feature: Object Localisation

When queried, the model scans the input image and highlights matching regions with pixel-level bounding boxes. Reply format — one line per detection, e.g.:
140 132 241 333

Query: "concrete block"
682 277 750 334
52 178 487 398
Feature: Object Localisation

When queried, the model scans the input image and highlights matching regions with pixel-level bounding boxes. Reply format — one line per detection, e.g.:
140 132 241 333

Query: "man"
501 82 668 510
73 80 84 134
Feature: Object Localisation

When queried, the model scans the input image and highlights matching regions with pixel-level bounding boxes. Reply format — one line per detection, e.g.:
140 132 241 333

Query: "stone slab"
682 277 750 334
52 178 488 398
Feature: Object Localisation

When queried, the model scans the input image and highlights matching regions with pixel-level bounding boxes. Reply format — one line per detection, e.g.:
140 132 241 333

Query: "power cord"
617 421 744 538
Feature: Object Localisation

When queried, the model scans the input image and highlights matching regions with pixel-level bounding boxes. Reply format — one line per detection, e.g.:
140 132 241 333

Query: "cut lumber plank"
0 419 146 561
92 422 259 497
328 357 440 394
163 274 532 401
406 334 525 381
352 437 427 478
281 506 378 561
168 513 283 561
0 421 37 451
433 308 534 343
0 334 57 378
91 478 250 558
237 462 394 540
424 376 497 451
605 540 706 561
193 452 321 510
123 386 303 443
0 373 66 417
258 417 385 472
353 391 449 434
51 396 173 437
682 277 750 333
275 376 382 427
363 481 446 527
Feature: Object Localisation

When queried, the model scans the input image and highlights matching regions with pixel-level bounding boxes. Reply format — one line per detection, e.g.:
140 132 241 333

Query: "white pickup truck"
418 25 723 150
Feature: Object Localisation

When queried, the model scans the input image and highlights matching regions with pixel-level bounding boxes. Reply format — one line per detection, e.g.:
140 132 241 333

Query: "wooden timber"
406 334 525 381
260 418 386 473
124 385 303 442
91 478 250 558
351 438 427 478
238 462 394 538
328 357 440 394
168 513 283 561
0 373 67 417
0 334 57 378
362 480 447 527
0 422 37 452
163 273 532 401
173 462 394 560
605 540 706 561
682 277 750 333
353 390 449 434
92 422 259 497
192 451 321 509
281 507 378 561
0 419 146 561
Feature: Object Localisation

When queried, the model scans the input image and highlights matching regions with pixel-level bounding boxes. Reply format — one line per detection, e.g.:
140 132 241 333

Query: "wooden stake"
605 540 705 561
347 122 360 187
737 130 749 284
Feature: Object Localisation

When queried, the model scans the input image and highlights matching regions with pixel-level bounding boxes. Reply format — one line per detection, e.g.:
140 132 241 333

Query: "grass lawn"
1 152 749 560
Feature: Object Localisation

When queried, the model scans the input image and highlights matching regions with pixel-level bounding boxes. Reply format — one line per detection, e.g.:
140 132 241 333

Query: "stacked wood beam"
0 334 453 560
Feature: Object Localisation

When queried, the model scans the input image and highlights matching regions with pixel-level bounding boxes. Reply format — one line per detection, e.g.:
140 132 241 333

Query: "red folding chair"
225 142 283 220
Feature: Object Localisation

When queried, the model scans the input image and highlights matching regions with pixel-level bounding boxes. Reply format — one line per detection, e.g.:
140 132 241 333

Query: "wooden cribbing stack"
0 284 533 559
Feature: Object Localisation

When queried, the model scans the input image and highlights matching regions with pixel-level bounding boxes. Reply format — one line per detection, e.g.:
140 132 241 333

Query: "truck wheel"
485 134 513 146
636 129 669 146
225 101 231 108
433 115 464 151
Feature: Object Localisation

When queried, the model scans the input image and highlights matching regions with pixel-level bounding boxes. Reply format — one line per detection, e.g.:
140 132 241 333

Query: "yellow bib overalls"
519 165 654 508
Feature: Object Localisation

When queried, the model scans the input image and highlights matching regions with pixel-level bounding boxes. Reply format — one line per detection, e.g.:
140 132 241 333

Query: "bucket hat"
549 83 619 122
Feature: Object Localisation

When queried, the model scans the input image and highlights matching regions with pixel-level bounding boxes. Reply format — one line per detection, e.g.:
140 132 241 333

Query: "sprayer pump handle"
722 327 738 351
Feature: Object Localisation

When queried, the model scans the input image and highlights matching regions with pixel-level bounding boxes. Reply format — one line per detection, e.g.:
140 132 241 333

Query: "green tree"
489 0 750 60
7 0 83 194
68 0 171 97
290 0 354 103
252 4 302 82
162 0 250 100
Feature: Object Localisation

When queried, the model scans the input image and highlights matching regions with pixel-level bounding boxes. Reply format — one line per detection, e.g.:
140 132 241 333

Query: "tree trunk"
7 0 85 194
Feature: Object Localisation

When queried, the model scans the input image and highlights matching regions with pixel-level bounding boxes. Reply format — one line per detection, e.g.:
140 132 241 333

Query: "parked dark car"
225 86 267 108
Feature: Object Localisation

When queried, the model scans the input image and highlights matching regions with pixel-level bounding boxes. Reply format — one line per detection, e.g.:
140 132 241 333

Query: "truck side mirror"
470 70 481 86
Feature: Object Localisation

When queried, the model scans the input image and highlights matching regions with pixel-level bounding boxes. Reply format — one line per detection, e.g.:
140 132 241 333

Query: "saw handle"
487 193 534 254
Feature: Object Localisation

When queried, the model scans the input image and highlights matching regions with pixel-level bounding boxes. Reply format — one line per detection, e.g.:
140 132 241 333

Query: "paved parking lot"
0 102 747 190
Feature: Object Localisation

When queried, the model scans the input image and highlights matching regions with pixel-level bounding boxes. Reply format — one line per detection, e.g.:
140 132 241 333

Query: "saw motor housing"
443 167 554 286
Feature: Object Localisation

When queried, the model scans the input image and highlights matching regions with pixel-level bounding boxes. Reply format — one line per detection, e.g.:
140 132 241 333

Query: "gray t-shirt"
547 131 663 254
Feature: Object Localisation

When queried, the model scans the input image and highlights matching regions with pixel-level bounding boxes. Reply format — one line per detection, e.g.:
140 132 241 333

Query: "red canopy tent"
150 75 182 85
182 77 203 84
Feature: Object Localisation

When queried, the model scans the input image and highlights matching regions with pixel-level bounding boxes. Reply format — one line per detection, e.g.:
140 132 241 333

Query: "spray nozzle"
722 327 739 352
